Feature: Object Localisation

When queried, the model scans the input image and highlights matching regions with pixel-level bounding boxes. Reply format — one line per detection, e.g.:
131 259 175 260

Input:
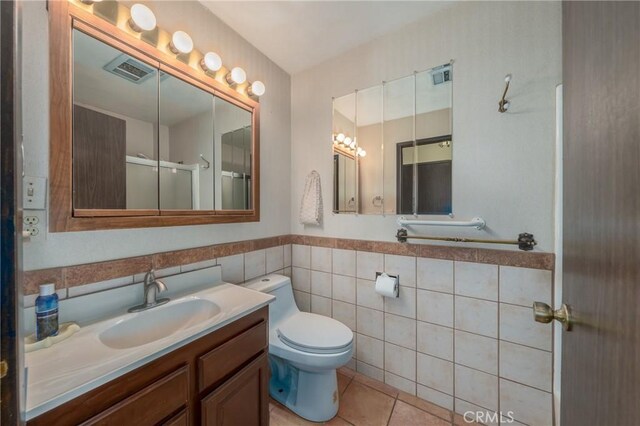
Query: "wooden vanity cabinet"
28 307 269 426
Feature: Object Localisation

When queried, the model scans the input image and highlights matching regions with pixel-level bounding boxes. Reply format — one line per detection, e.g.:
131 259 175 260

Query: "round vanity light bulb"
128 4 156 33
349 140 357 149
359 150 367 157
169 31 194 55
343 136 352 146
249 80 266 97
336 133 345 143
200 52 222 73
226 67 247 85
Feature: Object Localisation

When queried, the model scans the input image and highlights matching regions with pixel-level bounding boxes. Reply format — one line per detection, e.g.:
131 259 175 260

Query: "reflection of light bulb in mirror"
359 150 367 157
349 140 357 149
128 4 156 32
168 31 193 54
336 133 345 143
343 136 352 146
248 81 266 97
200 52 222 72
226 67 247 85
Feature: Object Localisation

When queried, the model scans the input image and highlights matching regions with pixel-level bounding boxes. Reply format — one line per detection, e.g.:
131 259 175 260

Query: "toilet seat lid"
277 313 353 354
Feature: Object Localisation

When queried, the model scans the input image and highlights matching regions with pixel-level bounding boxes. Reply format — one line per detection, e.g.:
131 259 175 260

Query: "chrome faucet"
128 270 170 313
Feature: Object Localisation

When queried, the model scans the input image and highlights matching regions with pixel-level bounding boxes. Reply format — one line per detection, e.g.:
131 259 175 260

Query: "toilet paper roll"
375 273 399 298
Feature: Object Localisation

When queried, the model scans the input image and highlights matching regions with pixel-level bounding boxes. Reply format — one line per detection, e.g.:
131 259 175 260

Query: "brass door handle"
533 302 573 331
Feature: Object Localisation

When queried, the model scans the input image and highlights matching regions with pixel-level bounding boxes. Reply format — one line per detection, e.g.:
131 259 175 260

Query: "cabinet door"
201 353 269 426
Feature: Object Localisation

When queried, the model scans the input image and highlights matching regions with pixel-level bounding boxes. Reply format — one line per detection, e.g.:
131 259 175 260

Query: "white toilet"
244 274 353 422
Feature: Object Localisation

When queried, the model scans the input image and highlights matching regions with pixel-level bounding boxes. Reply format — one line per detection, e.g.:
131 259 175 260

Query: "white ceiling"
199 1 454 75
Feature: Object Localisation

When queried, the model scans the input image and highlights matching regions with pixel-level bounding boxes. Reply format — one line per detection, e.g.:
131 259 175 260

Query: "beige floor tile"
388 400 451 426
338 366 357 378
353 372 400 398
270 405 317 426
325 416 354 425
338 372 353 395
397 391 452 422
338 381 396 426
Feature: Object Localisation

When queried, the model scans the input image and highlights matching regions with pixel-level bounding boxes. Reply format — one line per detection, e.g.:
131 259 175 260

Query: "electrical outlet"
25 226 39 237
24 216 39 225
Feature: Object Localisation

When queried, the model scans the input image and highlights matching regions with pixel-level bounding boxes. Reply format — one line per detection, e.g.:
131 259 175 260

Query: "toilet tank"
243 274 299 326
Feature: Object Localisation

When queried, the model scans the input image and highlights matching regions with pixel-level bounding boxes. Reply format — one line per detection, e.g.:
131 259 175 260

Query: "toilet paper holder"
375 272 398 281
375 272 399 298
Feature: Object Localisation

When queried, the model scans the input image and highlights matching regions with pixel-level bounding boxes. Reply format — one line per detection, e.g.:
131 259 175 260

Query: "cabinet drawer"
81 366 189 426
198 320 267 392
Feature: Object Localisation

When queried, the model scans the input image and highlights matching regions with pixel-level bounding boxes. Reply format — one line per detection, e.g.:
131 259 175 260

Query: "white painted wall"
291 1 561 252
21 0 291 270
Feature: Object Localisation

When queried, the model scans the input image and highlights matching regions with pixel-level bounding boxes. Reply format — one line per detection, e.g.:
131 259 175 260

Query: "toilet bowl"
244 274 353 422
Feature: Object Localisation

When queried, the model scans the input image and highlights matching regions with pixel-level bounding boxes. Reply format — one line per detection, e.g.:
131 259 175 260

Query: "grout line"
452 260 457 413
497 265 502 420
499 376 553 394
386 395 398 426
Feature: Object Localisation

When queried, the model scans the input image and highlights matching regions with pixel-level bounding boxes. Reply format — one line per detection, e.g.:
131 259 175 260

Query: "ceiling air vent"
103 54 156 84
430 64 452 85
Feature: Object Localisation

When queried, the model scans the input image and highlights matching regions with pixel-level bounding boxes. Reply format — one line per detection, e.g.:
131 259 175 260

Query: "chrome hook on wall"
498 74 512 113
199 154 210 169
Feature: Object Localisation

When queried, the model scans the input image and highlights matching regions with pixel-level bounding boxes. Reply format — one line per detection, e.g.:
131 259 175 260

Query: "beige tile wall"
289 244 554 426
26 240 552 425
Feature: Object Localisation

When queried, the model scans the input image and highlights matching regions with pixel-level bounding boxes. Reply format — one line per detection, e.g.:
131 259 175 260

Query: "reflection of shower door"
221 171 251 210
396 135 452 215
159 167 193 210
125 156 199 209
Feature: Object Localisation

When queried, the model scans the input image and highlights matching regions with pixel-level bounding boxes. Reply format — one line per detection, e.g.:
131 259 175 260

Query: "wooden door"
201 354 269 426
562 2 640 425
73 105 126 209
0 0 21 422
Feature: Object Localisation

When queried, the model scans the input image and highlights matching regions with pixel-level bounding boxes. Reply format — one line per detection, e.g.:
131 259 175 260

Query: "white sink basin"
99 298 221 349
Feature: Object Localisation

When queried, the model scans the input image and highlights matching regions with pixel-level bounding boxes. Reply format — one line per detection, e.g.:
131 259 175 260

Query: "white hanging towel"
299 170 323 225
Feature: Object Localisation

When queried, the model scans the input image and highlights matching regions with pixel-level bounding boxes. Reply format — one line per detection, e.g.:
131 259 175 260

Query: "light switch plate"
23 176 47 210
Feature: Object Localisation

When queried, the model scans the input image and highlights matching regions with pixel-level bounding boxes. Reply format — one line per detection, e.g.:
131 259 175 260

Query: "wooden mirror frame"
49 0 260 231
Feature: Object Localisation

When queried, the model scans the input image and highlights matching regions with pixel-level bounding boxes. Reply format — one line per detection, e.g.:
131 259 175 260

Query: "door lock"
533 302 573 331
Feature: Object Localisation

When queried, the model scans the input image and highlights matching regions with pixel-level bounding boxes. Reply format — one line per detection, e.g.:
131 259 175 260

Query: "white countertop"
25 283 274 420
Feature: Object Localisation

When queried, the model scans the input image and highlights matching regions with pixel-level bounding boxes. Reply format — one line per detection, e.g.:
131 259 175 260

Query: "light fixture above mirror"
249 80 266 97
200 52 222 73
226 67 247 85
75 0 266 97
168 30 194 54
128 3 156 33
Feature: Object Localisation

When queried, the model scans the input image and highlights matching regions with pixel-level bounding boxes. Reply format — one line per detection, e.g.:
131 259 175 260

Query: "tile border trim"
24 234 554 294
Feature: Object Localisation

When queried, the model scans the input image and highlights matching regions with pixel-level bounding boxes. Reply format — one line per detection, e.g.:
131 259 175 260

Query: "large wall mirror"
51 0 260 231
332 63 452 216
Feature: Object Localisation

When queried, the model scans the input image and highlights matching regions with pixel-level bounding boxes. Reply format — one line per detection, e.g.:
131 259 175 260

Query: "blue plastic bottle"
35 283 59 341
